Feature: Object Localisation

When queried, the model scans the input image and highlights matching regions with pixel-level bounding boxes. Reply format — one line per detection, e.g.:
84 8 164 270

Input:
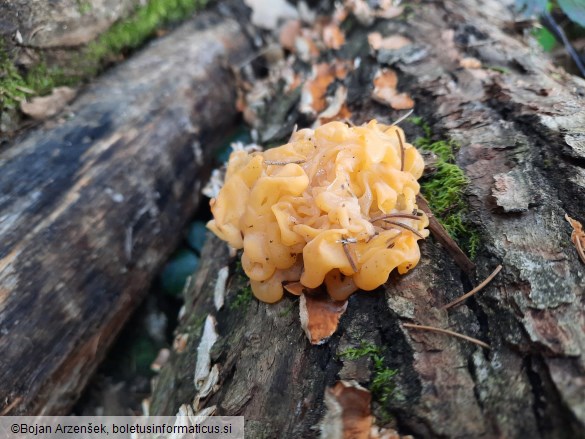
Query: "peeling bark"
151 0 584 437
0 9 255 415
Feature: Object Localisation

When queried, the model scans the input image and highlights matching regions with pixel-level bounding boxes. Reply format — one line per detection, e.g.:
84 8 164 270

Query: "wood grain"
0 10 255 415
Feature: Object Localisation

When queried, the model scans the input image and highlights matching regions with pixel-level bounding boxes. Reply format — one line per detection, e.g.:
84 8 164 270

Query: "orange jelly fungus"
207 120 429 303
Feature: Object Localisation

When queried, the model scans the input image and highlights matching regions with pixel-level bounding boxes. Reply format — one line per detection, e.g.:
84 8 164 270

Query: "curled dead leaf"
322 381 371 439
300 63 337 115
368 32 411 51
565 214 585 264
20 86 76 120
317 86 352 125
373 68 398 89
295 34 321 62
173 333 189 353
284 281 309 295
375 0 404 19
346 0 375 26
460 57 482 69
279 19 302 51
323 23 346 50
372 68 414 110
299 291 347 345
320 380 412 439
150 348 170 372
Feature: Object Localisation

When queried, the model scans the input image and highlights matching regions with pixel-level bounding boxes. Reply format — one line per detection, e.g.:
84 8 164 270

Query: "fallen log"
0 7 255 415
149 0 585 437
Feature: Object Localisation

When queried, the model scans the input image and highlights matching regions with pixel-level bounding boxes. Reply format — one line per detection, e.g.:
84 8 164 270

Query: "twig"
396 130 405 172
382 220 425 239
391 109 414 126
542 11 585 78
342 242 358 273
443 265 502 309
402 323 490 349
371 213 422 222
264 159 305 165
416 195 475 275
0 396 22 415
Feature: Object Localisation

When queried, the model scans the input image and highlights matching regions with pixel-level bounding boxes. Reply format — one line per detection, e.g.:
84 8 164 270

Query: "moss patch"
410 116 481 258
0 50 67 112
339 341 398 423
230 284 253 310
1 0 207 123
229 260 254 310
83 0 208 74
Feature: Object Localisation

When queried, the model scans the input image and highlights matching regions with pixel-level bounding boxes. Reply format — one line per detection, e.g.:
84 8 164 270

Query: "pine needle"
402 323 490 349
370 213 422 222
342 241 358 273
391 109 414 126
443 265 502 310
396 130 405 172
264 159 305 165
382 220 425 239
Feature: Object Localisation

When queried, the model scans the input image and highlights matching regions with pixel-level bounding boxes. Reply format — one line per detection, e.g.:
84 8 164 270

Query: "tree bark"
149 0 585 438
0 8 255 415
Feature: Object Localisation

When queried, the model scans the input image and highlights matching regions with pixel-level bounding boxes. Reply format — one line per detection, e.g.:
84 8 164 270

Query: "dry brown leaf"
565 214 585 264
373 68 398 89
20 86 76 120
376 5 404 19
173 333 189 353
318 86 350 122
300 63 337 114
319 103 352 125
328 381 372 439
279 19 302 51
387 92 414 110
346 0 375 26
323 23 346 49
367 32 411 51
460 57 482 69
376 0 404 19
284 281 308 295
299 292 348 345
295 34 321 62
320 380 412 439
372 69 414 110
151 348 170 372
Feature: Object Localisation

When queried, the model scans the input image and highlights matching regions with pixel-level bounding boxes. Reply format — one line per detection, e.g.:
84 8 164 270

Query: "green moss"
84 0 207 70
76 0 93 15
1 0 207 118
278 302 295 317
339 341 380 360
339 341 398 422
1 45 80 116
230 284 253 310
410 116 481 258
0 49 30 111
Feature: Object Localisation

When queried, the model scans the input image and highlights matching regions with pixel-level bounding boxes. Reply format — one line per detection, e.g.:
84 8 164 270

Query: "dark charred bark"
0 9 256 415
